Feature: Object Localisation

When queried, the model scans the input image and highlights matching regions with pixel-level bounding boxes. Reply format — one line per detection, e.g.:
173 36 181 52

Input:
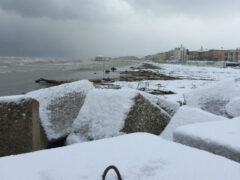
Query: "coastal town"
95 45 240 65
146 45 240 62
1 0 240 179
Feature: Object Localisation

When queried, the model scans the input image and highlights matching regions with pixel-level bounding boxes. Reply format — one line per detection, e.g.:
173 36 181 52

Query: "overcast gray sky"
0 0 240 59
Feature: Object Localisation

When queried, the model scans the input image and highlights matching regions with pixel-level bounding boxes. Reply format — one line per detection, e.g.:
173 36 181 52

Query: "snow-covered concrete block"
27 80 94 141
185 78 240 117
142 92 179 116
0 133 240 180
67 88 170 144
122 94 170 134
225 96 240 118
161 106 226 140
0 96 47 157
173 118 240 163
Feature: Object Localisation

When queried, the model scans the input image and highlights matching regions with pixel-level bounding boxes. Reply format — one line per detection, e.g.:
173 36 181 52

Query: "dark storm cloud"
1 0 239 20
126 0 240 18
0 0 77 19
0 0 240 58
0 10 77 57
0 0 132 22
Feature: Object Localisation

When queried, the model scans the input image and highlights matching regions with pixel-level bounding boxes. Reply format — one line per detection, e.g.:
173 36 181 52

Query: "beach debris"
139 63 160 69
143 89 175 95
111 67 117 72
105 69 110 74
35 78 71 85
120 70 181 81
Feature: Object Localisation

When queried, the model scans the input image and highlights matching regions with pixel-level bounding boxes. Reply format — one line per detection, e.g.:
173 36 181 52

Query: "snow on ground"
173 117 240 163
27 80 94 140
1 133 240 180
184 78 240 117
114 63 240 103
67 88 138 144
225 96 240 118
114 79 211 103
149 63 240 80
161 105 227 140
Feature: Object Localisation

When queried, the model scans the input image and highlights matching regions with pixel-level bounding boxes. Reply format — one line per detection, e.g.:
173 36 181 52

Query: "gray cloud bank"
0 0 240 58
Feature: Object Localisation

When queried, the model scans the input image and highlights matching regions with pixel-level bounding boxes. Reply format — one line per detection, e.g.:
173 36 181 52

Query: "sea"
0 56 142 96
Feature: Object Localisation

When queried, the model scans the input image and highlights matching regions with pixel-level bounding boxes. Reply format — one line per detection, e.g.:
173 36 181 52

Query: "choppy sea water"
0 56 141 96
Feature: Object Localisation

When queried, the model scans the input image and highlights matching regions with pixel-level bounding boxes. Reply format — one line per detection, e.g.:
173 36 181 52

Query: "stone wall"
0 97 48 157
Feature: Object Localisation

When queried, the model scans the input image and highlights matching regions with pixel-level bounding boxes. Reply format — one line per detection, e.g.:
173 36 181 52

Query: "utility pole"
102 58 105 80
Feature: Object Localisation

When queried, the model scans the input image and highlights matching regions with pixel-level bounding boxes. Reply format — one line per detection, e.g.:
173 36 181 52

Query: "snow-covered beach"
1 61 240 179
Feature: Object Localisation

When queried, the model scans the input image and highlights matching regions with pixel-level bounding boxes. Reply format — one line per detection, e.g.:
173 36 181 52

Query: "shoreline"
0 60 142 96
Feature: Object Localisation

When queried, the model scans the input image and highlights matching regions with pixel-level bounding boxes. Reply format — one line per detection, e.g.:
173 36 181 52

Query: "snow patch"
141 92 179 116
161 106 226 140
1 133 240 180
67 88 138 144
185 78 240 117
225 96 240 118
0 95 28 103
173 117 240 163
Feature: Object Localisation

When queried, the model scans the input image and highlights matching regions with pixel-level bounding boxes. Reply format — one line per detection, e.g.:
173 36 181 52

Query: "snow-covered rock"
27 80 94 141
142 92 179 116
67 88 171 144
185 78 240 117
173 117 240 163
161 106 226 140
225 96 240 118
1 133 240 180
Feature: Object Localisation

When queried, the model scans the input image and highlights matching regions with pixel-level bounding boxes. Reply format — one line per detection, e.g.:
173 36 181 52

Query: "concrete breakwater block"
0 96 47 157
67 89 171 144
27 80 94 142
173 118 240 163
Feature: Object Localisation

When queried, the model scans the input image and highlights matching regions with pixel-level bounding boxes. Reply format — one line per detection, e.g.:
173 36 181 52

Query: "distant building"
173 45 188 61
156 50 174 60
209 50 225 61
111 56 140 61
189 51 201 60
146 47 240 62
95 56 111 61
225 49 239 62
237 49 240 62
189 49 240 61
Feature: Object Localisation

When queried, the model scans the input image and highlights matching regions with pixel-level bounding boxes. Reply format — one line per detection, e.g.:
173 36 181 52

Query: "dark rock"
111 67 117 72
105 69 110 74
